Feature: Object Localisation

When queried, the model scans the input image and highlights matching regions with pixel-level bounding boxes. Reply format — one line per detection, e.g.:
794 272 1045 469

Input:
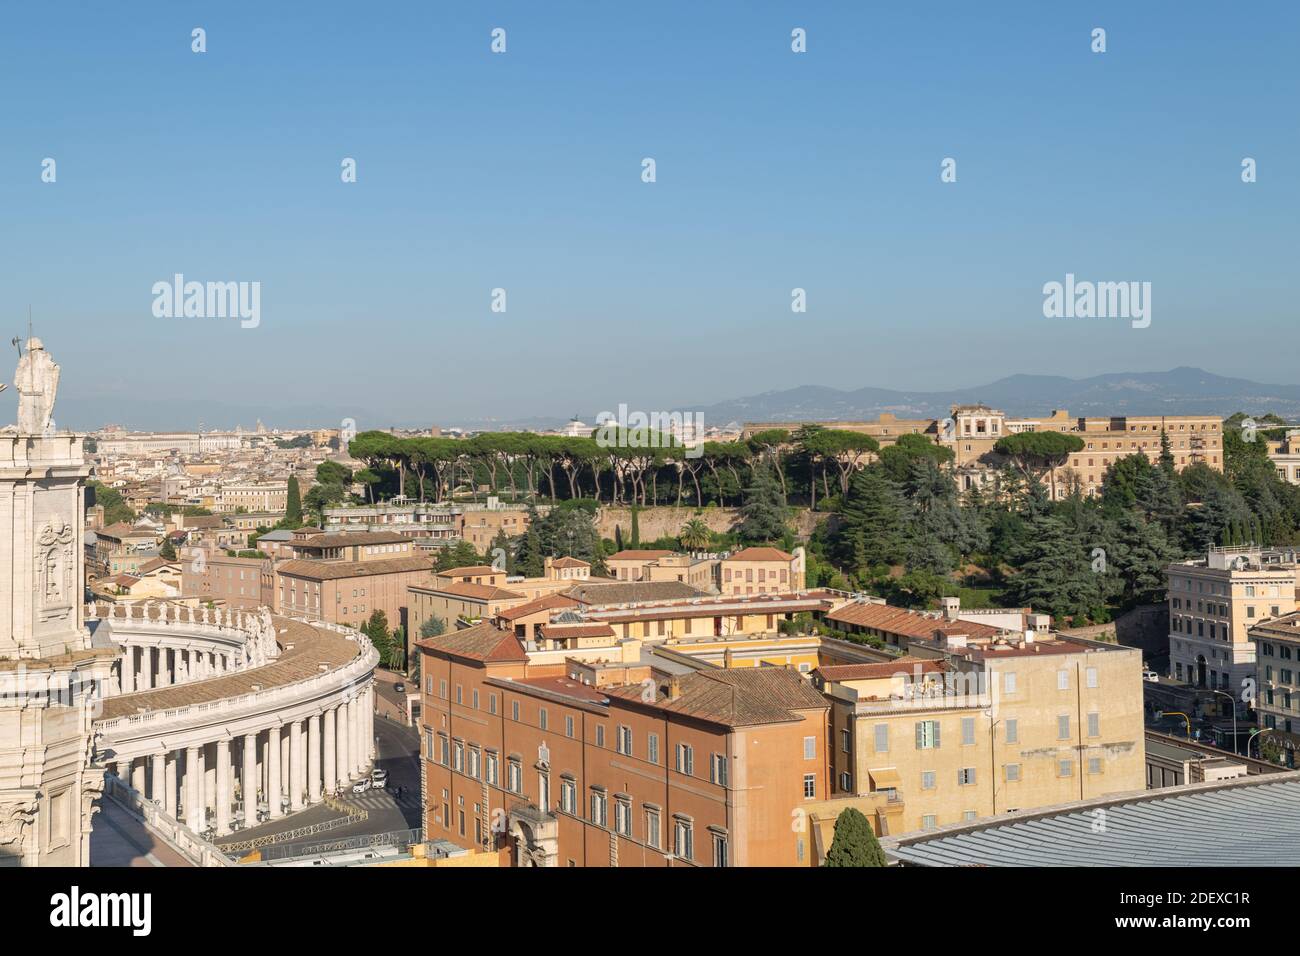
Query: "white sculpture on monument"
8 336 60 436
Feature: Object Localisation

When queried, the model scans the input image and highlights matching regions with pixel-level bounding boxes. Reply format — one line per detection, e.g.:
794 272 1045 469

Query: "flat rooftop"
883 771 1300 867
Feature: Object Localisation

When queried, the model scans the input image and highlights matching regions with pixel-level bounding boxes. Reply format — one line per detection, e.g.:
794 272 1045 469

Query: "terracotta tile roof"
608 550 675 561
813 657 946 682
276 555 433 581
725 547 795 562
827 602 1003 641
492 675 609 705
436 565 499 577
416 621 527 663
606 667 827 728
421 581 525 602
104 574 141 587
567 581 706 606
136 557 179 575
540 623 616 640
291 531 410 549
497 593 580 621
550 556 590 569
181 516 224 529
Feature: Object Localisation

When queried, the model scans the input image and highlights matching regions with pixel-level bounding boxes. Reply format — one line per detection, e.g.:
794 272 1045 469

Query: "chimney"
544 556 554 578
666 676 683 701
940 596 960 621
1023 629 1036 644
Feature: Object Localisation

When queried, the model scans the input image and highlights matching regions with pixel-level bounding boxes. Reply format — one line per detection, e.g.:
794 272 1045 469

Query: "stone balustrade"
91 602 378 847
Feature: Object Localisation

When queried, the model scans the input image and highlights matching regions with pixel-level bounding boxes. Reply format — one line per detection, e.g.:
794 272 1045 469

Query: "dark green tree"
736 462 790 544
285 475 303 527
823 807 886 867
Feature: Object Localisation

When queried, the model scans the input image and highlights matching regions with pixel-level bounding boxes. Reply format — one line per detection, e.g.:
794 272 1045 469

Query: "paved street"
216 707 421 858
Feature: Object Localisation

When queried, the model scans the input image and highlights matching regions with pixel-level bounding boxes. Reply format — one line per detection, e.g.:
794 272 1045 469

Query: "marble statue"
13 337 60 435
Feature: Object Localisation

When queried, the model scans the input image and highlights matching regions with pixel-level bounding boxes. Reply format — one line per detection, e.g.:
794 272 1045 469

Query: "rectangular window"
921 771 936 790
560 777 576 814
1058 759 1073 777
646 808 662 849
957 768 976 786
615 799 632 837
803 773 816 799
590 790 608 828
538 707 548 731
1088 757 1103 775
471 689 480 710
1005 718 1018 744
712 832 728 868
874 724 889 753
489 693 498 715
1087 712 1100 737
617 725 633 756
508 759 522 793
1003 672 1017 694
922 815 937 830
710 753 729 787
803 736 816 759
1058 715 1071 740
1057 670 1069 690
676 743 694 776
674 819 693 860
961 717 975 745
648 733 659 764
841 728 851 753
595 725 606 748
1086 667 1099 689
485 752 498 786
1004 763 1021 782
915 720 940 750
565 715 575 738
511 700 520 721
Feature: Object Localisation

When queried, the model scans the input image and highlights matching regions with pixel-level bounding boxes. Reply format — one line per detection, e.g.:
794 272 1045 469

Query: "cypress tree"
285 475 303 527
823 807 887 867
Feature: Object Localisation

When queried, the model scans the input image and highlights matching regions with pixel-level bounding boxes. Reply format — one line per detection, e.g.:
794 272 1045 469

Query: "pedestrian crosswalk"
340 790 419 811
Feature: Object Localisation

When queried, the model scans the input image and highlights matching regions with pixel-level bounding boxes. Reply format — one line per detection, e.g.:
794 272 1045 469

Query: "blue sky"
0 1 1295 428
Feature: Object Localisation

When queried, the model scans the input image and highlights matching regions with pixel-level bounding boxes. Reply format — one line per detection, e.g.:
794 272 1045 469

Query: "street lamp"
1249 728 1277 761
1156 710 1193 739
1209 690 1239 755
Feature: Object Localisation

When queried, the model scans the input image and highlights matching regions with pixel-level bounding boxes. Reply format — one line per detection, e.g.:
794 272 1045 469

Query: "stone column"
178 649 190 682
323 706 337 795
204 743 217 823
157 648 171 687
139 647 153 691
164 753 177 816
339 700 352 783
351 695 363 775
131 757 146 795
185 745 202 829
289 720 305 811
150 753 165 803
122 648 136 695
215 739 232 836
308 713 322 803
242 732 258 822
367 685 376 761
266 726 283 820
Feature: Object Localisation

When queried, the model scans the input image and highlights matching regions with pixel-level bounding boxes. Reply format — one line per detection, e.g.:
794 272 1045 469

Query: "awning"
869 767 902 789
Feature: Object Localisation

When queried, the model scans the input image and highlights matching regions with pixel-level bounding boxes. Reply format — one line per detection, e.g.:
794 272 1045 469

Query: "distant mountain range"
685 368 1300 426
42 367 1300 432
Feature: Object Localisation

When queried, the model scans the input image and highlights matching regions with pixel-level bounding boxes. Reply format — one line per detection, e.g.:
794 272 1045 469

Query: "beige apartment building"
814 627 1145 838
182 551 275 608
1167 547 1300 694
1248 610 1300 760
1267 431 1300 485
215 481 288 513
276 554 436 631
720 547 805 596
744 406 1222 498
606 550 716 591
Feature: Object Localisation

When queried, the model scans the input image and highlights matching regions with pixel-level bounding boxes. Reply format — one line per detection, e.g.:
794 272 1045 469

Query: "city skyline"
1 1 1295 424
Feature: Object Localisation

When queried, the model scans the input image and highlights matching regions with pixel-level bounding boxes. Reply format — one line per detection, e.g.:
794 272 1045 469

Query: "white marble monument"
0 337 115 866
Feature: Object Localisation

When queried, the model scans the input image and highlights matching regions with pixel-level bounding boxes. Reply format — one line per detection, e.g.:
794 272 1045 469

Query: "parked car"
1142 669 1159 682
352 778 372 794
370 769 388 788
394 683 405 694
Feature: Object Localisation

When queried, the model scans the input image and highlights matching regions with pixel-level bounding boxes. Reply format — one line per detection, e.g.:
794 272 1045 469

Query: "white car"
1142 669 1159 683
370 769 388 788
352 778 372 794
